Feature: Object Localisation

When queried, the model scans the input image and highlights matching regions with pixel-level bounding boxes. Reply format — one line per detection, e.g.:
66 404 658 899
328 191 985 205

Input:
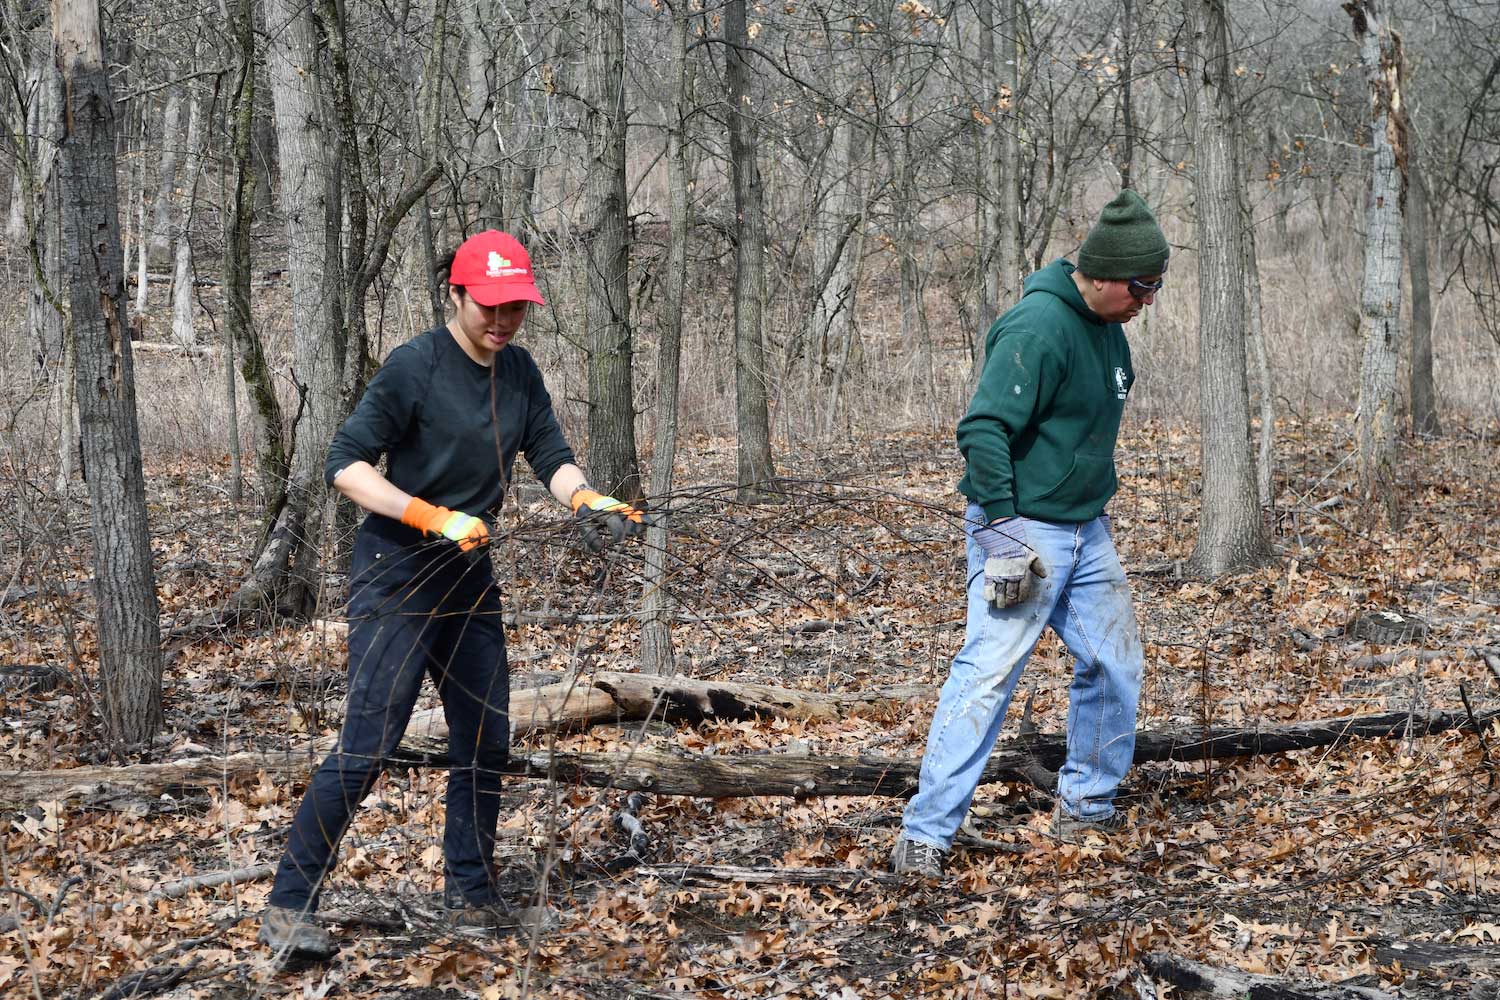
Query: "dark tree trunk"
1182 0 1271 577
582 0 642 500
22 26 66 380
640 0 694 676
725 0 776 500
1117 0 1136 189
51 0 164 745
224 0 286 493
251 92 276 215
1407 155 1439 437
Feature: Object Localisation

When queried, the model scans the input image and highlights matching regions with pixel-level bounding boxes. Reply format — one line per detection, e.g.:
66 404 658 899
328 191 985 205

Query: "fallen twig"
627 863 902 889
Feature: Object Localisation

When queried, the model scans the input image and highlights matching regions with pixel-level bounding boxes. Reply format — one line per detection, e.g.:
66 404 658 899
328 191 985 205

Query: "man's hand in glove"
975 517 1048 609
571 487 647 554
401 497 489 552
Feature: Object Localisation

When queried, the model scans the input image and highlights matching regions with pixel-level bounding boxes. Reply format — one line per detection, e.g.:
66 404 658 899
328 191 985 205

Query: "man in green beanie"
891 190 1168 877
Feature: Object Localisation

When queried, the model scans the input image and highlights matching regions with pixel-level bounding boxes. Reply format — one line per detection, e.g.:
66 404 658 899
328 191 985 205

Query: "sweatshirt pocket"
1030 453 1116 511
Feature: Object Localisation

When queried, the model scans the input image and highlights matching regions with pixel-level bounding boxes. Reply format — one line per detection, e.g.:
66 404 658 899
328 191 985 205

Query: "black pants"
269 516 509 910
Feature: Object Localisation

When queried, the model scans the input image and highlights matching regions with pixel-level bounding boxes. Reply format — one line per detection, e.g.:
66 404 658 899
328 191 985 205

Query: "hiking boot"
890 836 946 878
1049 806 1127 842
258 905 337 960
445 899 561 936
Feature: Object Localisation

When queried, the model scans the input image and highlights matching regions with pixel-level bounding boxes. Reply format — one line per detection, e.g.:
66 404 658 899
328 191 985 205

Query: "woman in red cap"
259 230 643 959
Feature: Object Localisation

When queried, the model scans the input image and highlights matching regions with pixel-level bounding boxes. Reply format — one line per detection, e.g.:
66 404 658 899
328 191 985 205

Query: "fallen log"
408 670 927 744
4 706 1495 808
1142 952 1395 999
1368 936 1500 974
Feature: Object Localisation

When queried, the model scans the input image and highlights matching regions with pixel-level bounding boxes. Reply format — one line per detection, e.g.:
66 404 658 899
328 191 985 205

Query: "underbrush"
2 418 1498 997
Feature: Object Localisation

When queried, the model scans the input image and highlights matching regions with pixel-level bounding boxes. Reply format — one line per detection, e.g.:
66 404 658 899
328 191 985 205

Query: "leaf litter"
2 419 1499 997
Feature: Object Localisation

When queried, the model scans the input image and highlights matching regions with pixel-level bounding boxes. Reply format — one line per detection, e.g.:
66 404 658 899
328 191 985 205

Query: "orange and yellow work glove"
570 487 646 554
400 497 489 553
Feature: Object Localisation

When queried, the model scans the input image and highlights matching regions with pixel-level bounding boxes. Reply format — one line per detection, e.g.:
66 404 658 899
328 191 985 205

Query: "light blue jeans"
902 503 1144 849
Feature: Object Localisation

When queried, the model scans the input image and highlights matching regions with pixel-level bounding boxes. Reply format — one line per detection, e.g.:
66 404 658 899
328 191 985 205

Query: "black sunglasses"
1127 275 1165 301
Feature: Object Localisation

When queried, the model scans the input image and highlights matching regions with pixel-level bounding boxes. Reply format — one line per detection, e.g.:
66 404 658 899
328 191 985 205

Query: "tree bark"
9 699 1493 809
1406 154 1439 436
169 82 206 350
1241 159 1275 510
582 0 641 500
51 0 164 745
251 93 276 216
1348 1 1407 527
461 0 505 229
978 0 1022 356
1142 953 1397 999
725 0 776 501
806 20 862 394
223 0 280 498
639 1 695 676
1181 0 1271 577
1116 0 1136 190
892 123 935 402
410 671 925 741
243 0 345 620
146 86 182 266
18 23 65 379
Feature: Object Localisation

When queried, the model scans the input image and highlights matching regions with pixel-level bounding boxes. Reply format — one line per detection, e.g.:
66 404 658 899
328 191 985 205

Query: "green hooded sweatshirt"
957 258 1135 523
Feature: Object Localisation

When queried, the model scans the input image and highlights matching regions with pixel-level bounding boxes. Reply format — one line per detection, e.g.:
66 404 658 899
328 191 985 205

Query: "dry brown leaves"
3 419 1499 998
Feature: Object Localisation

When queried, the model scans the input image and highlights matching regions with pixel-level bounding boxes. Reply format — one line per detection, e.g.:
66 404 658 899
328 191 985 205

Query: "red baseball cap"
449 230 546 307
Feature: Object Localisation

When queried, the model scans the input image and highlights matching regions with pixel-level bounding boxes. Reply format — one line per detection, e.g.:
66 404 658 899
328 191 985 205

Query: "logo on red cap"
451 231 545 307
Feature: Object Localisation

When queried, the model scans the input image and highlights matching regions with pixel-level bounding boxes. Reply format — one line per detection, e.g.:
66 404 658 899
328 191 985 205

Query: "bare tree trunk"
224 0 265 504
146 86 182 266
725 0 775 499
1348 1 1407 527
169 83 205 349
239 0 345 620
582 0 641 499
21 25 65 378
820 126 875 438
133 194 148 316
461 0 505 228
1241 152 1275 509
54 331 77 490
1116 0 1135 189
640 2 694 676
1407 154 1439 436
251 96 276 215
51 0 164 745
804 16 866 412
978 0 998 330
502 9 542 236
977 0 1022 386
807 114 860 386
1182 0 1271 577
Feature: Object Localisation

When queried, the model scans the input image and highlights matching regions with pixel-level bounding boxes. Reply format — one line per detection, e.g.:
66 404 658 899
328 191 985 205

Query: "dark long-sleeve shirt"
325 328 575 520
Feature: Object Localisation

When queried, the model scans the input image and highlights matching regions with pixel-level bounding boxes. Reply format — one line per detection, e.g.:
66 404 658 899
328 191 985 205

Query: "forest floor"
2 416 1499 999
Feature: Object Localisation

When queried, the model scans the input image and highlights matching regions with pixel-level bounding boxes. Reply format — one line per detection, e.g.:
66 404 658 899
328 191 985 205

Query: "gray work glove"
974 518 1048 608
1100 513 1112 540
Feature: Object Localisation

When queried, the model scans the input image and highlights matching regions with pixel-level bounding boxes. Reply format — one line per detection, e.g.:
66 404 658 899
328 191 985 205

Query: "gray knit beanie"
1077 190 1169 279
